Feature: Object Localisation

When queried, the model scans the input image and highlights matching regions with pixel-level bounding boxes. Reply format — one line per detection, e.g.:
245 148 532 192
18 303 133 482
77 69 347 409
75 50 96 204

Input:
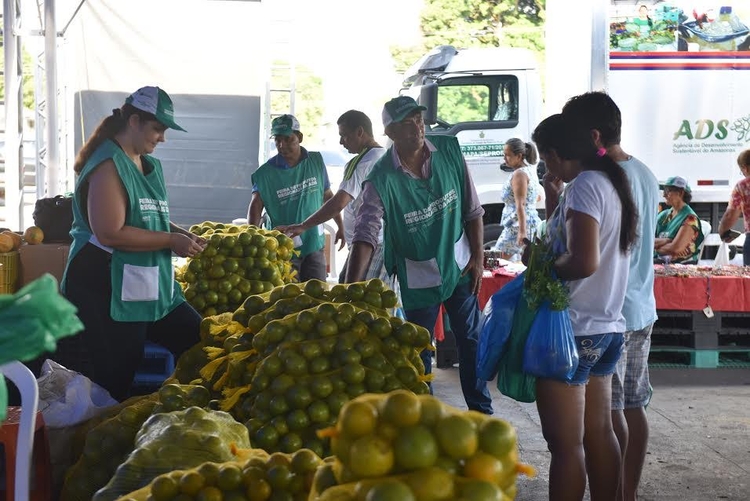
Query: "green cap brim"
271 126 296 137
158 115 187 132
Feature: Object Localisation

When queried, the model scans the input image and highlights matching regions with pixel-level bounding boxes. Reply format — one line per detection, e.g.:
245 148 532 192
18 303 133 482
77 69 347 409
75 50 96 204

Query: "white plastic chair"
322 223 338 283
698 220 712 259
0 361 40 501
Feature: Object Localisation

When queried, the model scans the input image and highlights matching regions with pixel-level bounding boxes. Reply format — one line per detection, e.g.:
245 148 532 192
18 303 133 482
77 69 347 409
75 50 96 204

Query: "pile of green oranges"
310 391 534 501
235 282 432 459
180 222 297 316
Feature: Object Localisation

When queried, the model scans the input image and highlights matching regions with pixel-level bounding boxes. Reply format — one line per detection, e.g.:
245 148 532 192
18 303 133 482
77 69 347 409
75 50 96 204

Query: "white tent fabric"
63 0 268 225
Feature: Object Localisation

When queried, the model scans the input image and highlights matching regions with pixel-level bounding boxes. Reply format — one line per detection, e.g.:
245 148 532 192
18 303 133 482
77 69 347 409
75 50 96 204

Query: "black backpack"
32 195 74 243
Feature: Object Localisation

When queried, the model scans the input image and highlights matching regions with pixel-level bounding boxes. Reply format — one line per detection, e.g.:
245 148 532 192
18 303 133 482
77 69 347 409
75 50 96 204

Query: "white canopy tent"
2 0 275 228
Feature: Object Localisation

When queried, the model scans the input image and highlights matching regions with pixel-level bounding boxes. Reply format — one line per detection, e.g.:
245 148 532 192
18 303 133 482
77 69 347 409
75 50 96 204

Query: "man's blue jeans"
405 282 493 414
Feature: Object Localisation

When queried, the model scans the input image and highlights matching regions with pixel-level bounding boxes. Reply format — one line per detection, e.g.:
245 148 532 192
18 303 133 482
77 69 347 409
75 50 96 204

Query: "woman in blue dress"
493 138 542 260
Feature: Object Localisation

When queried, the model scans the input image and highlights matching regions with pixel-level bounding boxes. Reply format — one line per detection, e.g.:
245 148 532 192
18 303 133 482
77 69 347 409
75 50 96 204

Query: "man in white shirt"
277 110 386 281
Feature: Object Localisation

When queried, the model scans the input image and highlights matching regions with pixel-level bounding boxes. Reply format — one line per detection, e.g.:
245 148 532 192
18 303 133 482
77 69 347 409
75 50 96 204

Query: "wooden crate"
0 251 20 294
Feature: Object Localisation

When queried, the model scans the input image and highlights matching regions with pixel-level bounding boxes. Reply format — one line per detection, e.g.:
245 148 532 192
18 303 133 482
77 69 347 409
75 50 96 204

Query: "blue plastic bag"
522 301 579 380
476 272 525 382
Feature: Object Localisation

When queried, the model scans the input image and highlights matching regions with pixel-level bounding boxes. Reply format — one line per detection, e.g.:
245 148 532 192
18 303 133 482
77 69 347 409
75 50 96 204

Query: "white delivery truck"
399 45 545 246
401 1 750 253
546 0 750 254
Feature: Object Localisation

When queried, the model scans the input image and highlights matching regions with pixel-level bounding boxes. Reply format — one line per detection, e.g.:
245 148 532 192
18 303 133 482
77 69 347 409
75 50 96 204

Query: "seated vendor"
654 176 704 264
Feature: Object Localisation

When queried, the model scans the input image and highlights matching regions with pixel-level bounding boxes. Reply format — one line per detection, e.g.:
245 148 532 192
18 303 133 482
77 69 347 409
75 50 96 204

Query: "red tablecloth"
477 267 750 313
478 268 520 310
653 274 750 312
434 266 750 342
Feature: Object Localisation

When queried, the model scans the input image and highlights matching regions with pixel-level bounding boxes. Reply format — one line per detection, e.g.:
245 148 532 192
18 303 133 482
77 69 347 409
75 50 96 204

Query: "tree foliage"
0 38 37 110
270 62 324 145
391 0 546 73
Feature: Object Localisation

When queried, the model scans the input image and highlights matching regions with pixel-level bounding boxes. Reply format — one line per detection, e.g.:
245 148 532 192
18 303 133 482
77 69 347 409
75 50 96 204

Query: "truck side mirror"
419 83 438 124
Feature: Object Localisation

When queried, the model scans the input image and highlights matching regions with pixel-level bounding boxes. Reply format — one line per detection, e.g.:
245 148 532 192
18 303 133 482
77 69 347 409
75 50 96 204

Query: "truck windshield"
436 76 519 125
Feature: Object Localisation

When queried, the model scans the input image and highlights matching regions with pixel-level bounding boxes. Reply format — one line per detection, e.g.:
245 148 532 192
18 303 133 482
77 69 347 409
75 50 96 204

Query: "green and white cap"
271 114 301 137
382 95 426 128
125 86 186 132
661 175 691 193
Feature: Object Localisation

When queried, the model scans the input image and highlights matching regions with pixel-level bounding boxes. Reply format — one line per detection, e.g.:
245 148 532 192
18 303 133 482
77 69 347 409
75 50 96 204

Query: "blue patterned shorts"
566 333 625 385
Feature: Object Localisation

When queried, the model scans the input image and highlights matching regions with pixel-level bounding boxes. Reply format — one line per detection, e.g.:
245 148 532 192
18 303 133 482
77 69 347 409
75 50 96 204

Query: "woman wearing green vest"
61 86 206 401
654 176 704 264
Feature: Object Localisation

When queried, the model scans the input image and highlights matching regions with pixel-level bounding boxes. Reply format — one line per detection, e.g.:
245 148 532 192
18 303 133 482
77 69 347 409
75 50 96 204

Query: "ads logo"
673 119 730 141
673 115 750 143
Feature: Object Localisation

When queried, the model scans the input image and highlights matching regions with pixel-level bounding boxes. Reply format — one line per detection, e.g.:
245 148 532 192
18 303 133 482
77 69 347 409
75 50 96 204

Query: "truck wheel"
483 224 502 250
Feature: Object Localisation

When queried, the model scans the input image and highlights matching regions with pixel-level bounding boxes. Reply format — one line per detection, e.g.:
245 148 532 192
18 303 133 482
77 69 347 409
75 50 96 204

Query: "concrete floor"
432 366 750 501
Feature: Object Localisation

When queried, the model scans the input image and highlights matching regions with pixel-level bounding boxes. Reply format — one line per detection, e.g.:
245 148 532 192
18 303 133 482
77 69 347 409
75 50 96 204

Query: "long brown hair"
73 103 157 174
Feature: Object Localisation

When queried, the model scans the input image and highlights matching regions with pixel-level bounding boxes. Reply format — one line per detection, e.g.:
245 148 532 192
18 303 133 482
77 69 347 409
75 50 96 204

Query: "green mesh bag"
0 274 83 420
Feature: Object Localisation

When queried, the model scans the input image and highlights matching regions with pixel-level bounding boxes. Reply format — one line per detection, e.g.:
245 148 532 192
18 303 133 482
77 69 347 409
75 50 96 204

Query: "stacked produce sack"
115 448 323 501
60 274 534 501
61 384 215 501
311 391 535 501
94 406 250 500
170 278 432 458
111 392 533 501
178 222 297 316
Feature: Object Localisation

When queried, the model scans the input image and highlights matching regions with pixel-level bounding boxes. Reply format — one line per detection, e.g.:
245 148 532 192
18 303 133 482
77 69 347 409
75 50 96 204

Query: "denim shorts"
566 333 624 385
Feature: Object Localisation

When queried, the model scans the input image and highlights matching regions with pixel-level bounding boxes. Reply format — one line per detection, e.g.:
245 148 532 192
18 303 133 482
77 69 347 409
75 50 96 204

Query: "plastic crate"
0 251 20 294
681 20 749 43
132 343 175 386
652 311 750 350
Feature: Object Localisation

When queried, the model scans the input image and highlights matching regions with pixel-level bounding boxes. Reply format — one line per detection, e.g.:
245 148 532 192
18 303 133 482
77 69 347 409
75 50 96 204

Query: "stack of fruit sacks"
179 222 298 317
61 385 213 501
114 448 323 501
311 391 535 501
240 300 432 457
93 406 251 501
173 279 431 459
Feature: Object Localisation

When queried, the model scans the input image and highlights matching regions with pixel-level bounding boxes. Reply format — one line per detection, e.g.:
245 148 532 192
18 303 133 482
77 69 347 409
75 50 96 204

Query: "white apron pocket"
454 230 471 270
404 258 442 289
121 264 159 302
292 235 303 248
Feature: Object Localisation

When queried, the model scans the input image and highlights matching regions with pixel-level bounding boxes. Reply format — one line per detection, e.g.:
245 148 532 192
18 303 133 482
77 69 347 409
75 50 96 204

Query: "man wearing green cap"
61 85 205 401
248 114 341 281
275 109 388 282
345 96 493 414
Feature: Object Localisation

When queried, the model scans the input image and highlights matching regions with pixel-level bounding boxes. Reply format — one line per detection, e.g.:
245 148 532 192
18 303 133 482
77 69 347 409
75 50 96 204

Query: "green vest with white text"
62 140 184 322
252 152 327 257
367 135 469 309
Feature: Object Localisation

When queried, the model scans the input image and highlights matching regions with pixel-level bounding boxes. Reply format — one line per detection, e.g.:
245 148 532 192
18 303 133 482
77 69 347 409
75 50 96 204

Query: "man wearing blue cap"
345 96 493 414
248 114 341 281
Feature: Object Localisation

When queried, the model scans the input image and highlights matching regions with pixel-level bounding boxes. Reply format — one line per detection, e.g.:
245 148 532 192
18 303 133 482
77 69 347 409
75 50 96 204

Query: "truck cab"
400 45 545 246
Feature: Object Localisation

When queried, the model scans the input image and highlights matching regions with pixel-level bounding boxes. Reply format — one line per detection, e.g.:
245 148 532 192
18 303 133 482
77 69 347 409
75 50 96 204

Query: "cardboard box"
18 243 70 288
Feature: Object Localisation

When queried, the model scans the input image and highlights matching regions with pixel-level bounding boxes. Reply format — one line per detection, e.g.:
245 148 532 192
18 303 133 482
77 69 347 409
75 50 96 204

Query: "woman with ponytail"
493 137 542 260
61 86 206 401
530 113 638 501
